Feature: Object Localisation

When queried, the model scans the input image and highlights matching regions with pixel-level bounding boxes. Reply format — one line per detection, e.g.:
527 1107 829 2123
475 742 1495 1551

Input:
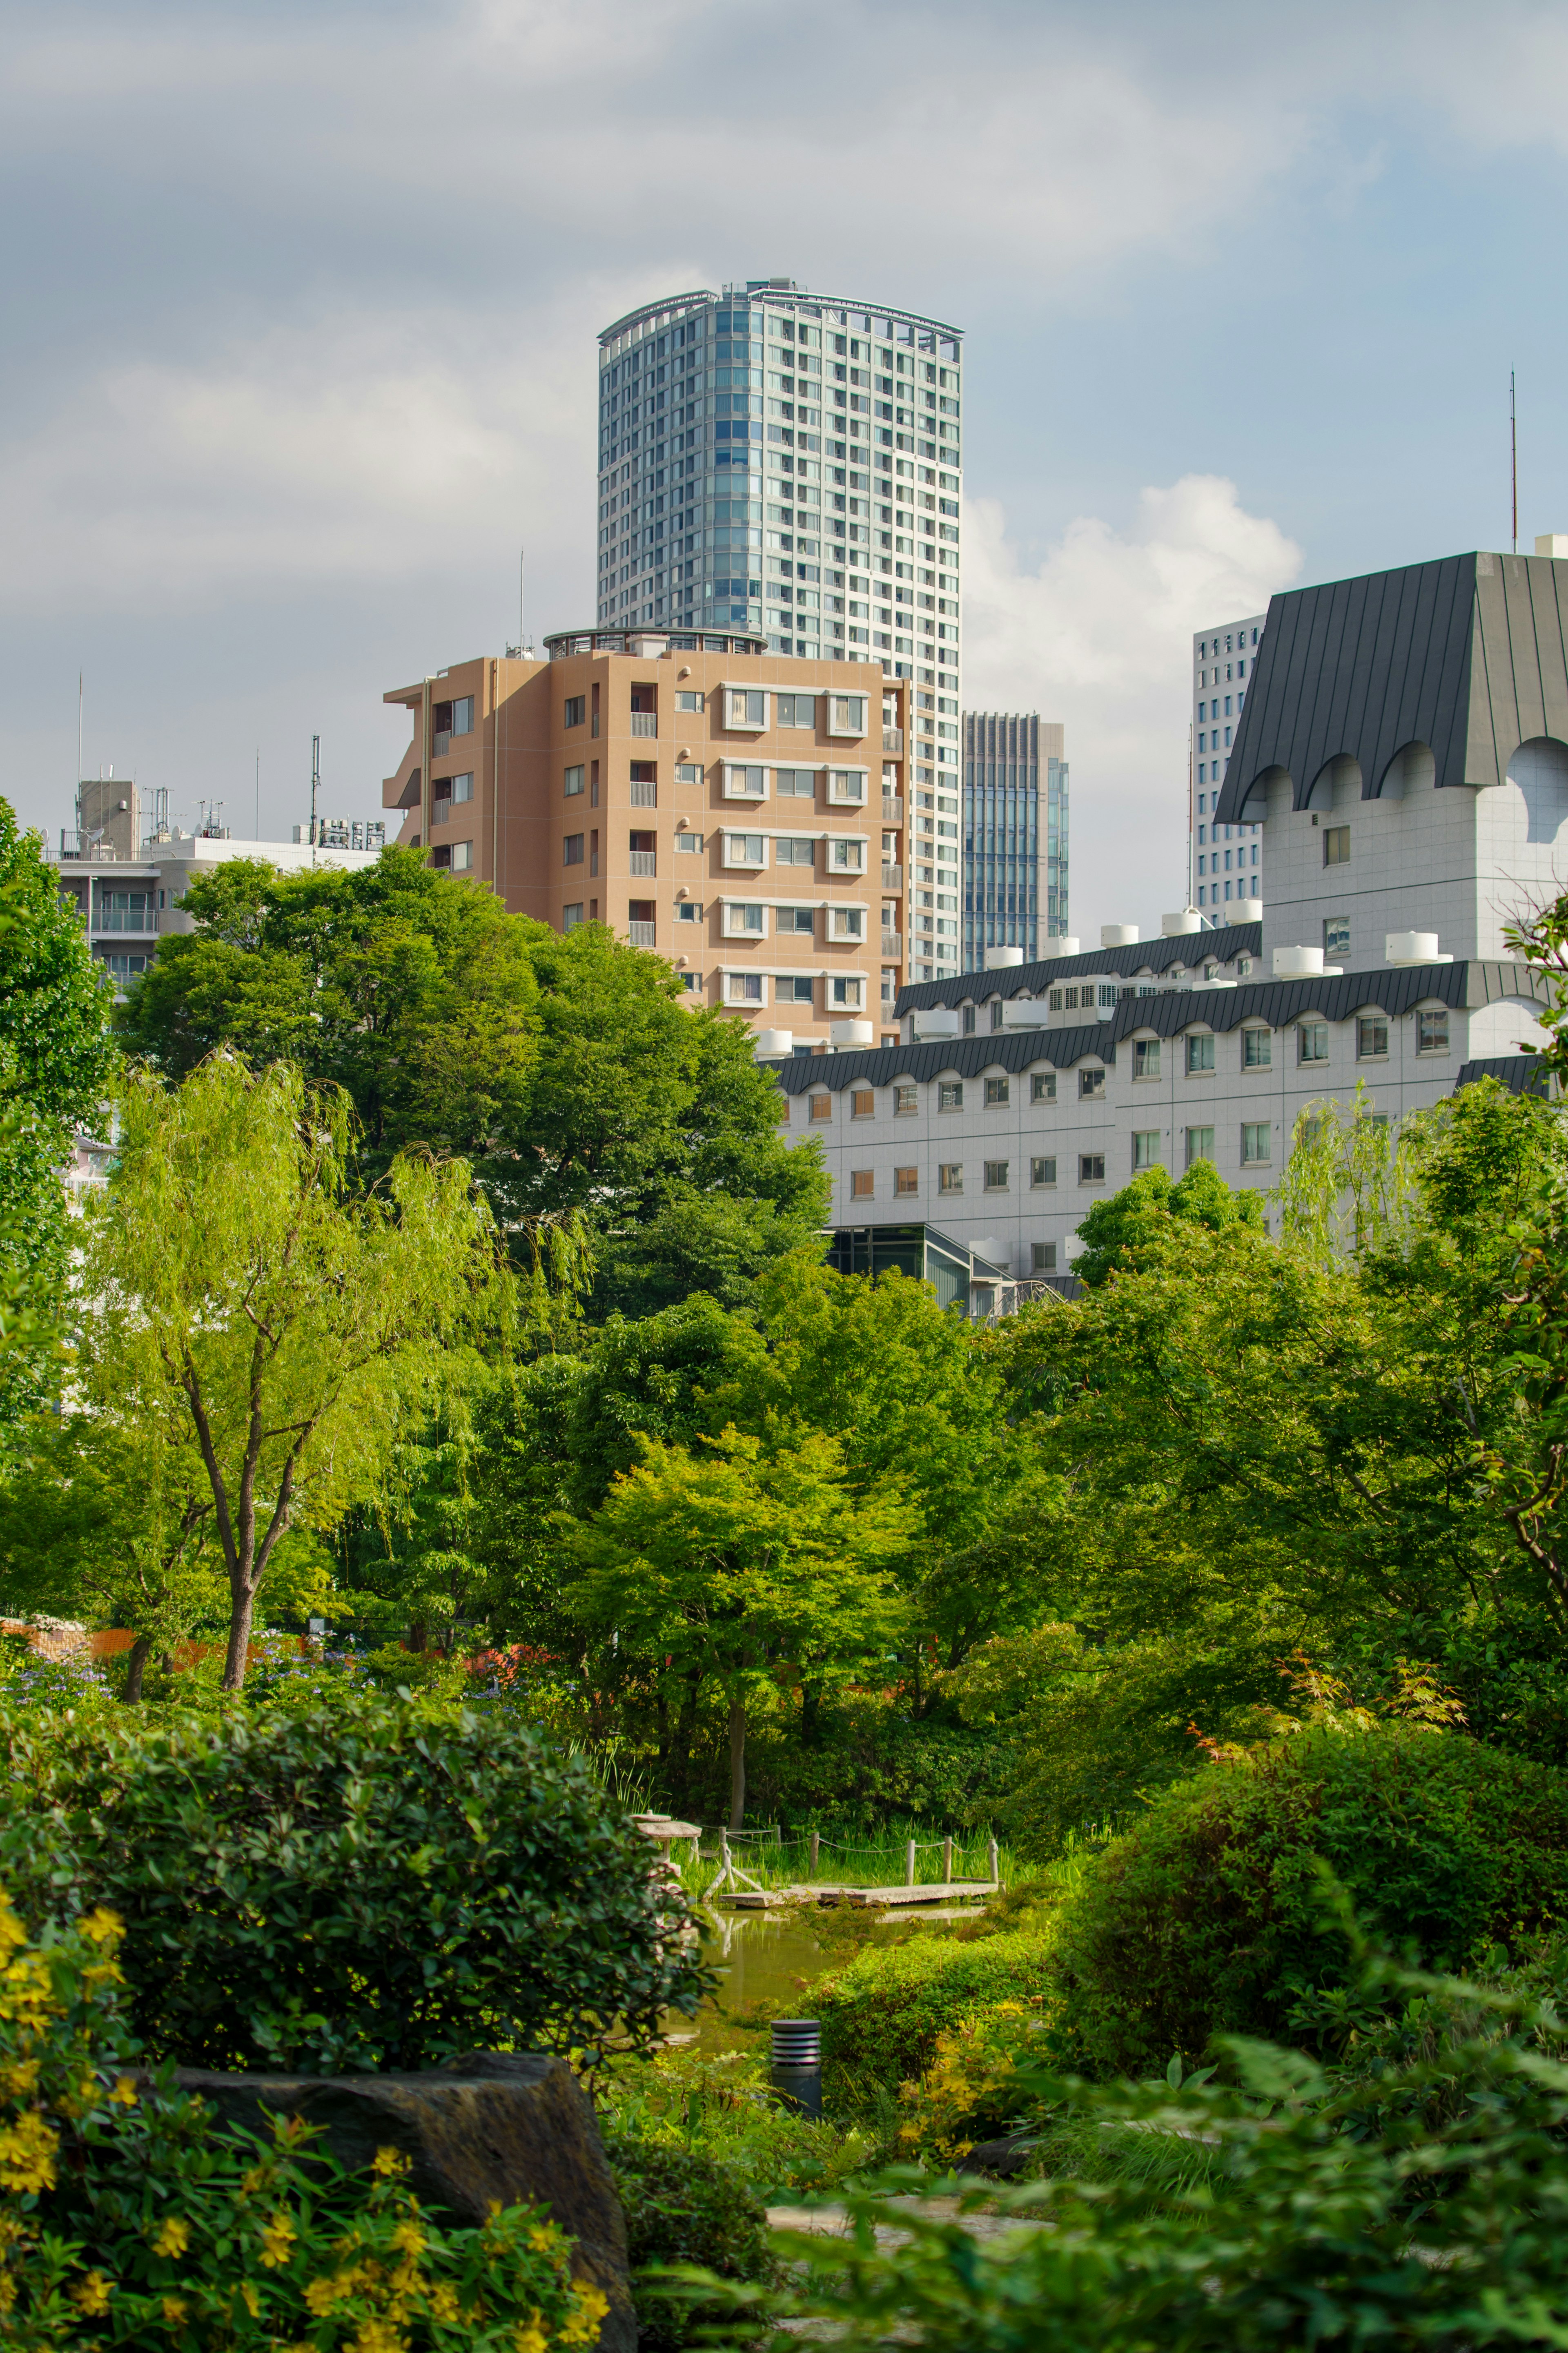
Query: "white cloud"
962 477 1303 935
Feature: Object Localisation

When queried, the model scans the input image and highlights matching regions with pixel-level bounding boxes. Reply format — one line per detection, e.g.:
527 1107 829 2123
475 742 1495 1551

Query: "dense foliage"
0 1686 706 2072
1045 1724 1568 2076
605 2134 776 2352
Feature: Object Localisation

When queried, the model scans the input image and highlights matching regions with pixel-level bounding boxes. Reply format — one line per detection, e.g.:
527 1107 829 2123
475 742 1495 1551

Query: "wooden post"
808 1829 820 1880
905 1838 916 1887
988 1837 1000 1887
942 1835 953 1886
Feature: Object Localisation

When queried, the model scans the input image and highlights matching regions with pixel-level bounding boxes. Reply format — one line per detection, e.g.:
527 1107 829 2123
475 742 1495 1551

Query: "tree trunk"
220 1579 256 1691
800 1679 821 1749
728 1695 747 1832
123 1634 152 1704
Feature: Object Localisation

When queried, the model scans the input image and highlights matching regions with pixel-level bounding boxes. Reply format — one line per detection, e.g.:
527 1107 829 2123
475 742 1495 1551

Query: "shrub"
606 2134 777 2352
0 1883 607 2349
816 1928 1055 2103
890 2000 1048 2161
0 1682 706 2073
753 1957 1568 2351
1048 1725 1568 2077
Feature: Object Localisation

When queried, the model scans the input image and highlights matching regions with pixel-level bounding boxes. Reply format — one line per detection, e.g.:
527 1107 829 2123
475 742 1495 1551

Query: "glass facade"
961 711 1066 968
596 280 965 980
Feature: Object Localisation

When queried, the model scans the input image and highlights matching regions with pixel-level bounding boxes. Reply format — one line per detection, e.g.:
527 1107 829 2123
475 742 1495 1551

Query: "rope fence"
695 1824 1002 1896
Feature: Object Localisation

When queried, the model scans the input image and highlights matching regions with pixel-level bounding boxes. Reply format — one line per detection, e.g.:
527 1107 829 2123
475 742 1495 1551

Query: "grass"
675 1819 1020 1906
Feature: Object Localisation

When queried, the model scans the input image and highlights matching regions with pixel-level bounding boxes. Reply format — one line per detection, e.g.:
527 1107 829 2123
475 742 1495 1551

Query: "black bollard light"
770 2017 823 2119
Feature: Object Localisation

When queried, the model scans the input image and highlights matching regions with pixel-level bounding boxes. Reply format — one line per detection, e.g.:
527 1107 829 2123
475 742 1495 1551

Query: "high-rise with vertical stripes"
1191 611 1266 917
595 278 967 977
962 712 1067 968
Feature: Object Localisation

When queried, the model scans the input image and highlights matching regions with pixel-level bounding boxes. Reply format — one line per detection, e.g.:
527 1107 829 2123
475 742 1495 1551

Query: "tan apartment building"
383 624 942 1050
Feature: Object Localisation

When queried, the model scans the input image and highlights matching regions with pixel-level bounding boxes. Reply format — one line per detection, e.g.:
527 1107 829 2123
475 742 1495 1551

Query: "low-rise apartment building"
382 627 939 1048
770 545 1568 1284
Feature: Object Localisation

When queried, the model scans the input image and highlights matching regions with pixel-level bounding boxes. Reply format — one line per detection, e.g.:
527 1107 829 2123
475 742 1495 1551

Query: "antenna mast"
310 734 320 867
1512 370 1518 555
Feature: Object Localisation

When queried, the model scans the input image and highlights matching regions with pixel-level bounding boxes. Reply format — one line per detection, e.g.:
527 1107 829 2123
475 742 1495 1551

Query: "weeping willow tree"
1272 1082 1426 1265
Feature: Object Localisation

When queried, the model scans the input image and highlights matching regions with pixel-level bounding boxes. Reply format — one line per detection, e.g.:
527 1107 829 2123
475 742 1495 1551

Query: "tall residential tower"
962 712 1067 968
596 278 965 979
1190 610 1266 917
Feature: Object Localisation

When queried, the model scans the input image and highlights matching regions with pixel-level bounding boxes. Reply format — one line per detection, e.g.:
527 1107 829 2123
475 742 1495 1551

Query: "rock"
168 2053 634 2353
956 2131 1036 2179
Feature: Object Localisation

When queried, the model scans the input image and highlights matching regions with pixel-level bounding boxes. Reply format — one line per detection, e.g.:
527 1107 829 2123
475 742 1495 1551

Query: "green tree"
76 1055 504 1687
0 803 115 1439
568 1423 913 1826
1072 1157 1263 1288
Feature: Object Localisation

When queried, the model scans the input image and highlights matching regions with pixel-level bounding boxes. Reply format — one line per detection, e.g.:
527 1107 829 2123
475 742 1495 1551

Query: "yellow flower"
109 2075 139 2106
0 2113 59 2196
389 2218 425 2257
161 2295 189 2325
528 2221 561 2255
372 2144 409 2178
512 2322 549 2353
152 2215 191 2258
425 2283 460 2322
73 2270 114 2316
560 2283 611 2346
260 2209 298 2268
239 2280 261 2317
349 2320 409 2353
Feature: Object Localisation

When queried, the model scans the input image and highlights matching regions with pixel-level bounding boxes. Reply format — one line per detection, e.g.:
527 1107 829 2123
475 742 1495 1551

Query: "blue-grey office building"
962 711 1067 968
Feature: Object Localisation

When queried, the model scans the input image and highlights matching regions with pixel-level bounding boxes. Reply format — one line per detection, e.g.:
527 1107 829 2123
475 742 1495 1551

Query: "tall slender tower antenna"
76 671 83 806
310 734 320 868
1512 370 1518 554
519 548 526 653
255 746 260 841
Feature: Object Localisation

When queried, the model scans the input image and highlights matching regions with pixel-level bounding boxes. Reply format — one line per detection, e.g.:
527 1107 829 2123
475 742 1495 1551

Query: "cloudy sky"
6 0 1568 935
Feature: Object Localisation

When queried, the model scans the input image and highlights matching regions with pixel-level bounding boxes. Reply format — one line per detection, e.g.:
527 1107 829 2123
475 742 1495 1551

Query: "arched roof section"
1302 754 1363 812
1504 735 1568 841
1375 739 1435 798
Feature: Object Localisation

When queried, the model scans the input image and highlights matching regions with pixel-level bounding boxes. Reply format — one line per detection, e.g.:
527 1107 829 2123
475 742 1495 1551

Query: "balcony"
629 713 658 738
881 932 902 956
94 909 159 934
882 863 903 890
882 795 903 822
883 727 904 755
629 851 656 878
628 921 657 948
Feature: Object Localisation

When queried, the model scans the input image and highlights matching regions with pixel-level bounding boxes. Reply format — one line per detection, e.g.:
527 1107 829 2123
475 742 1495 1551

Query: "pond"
682 1901 985 2054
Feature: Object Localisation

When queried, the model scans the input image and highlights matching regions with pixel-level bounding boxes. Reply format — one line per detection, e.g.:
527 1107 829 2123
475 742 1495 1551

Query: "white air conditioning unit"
983 944 1025 969
1273 945 1342 979
1161 909 1203 937
753 1028 793 1057
1385 931 1454 966
1040 935 1080 958
830 1018 875 1050
911 1007 960 1042
1101 923 1139 948
1233 897 1263 922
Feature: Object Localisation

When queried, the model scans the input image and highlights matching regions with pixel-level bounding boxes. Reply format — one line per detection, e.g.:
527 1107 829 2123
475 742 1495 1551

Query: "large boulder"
169 2052 633 2353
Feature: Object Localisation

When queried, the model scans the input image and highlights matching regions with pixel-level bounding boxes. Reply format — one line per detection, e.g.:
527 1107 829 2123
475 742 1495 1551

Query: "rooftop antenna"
310 734 320 867
255 745 260 841
519 546 525 653
1512 369 1518 555
76 670 83 795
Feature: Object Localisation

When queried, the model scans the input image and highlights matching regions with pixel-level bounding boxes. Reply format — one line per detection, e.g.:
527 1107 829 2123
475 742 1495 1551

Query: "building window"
894 1084 918 1113
677 901 702 923
990 1000 1004 1033
1357 1015 1389 1059
564 834 584 865
725 834 766 866
851 1088 875 1117
562 903 584 930
1241 1122 1271 1164
1079 1067 1105 1099
675 763 703 785
1243 1028 1271 1068
450 841 472 870
448 772 473 804
829 839 865 870
1031 1242 1058 1273
724 765 767 800
777 692 816 727
1031 1156 1056 1187
1417 1008 1450 1054
1186 1033 1215 1073
850 1169 875 1199
938 1162 963 1194
1133 1039 1160 1080
779 976 814 1004
830 977 863 1008
680 971 703 994
1079 1153 1106 1184
1185 1126 1215 1167
808 1092 832 1121
1298 1021 1329 1064
984 1160 1009 1191
828 770 868 804
676 689 705 713
564 696 586 729
1132 1131 1160 1170
829 693 867 736
564 765 585 797
962 1006 977 1035
727 903 765 935
985 1076 1009 1106
1324 915 1350 957
938 1081 963 1111
1323 825 1350 866
1031 1073 1056 1103
780 908 815 936
830 909 865 939
895 1166 919 1195
674 830 703 853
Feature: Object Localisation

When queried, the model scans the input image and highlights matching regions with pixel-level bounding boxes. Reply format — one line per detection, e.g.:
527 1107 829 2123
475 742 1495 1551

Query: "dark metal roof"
895 921 1263 1016
1215 549 1568 823
772 961 1548 1094
1455 1054 1552 1099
